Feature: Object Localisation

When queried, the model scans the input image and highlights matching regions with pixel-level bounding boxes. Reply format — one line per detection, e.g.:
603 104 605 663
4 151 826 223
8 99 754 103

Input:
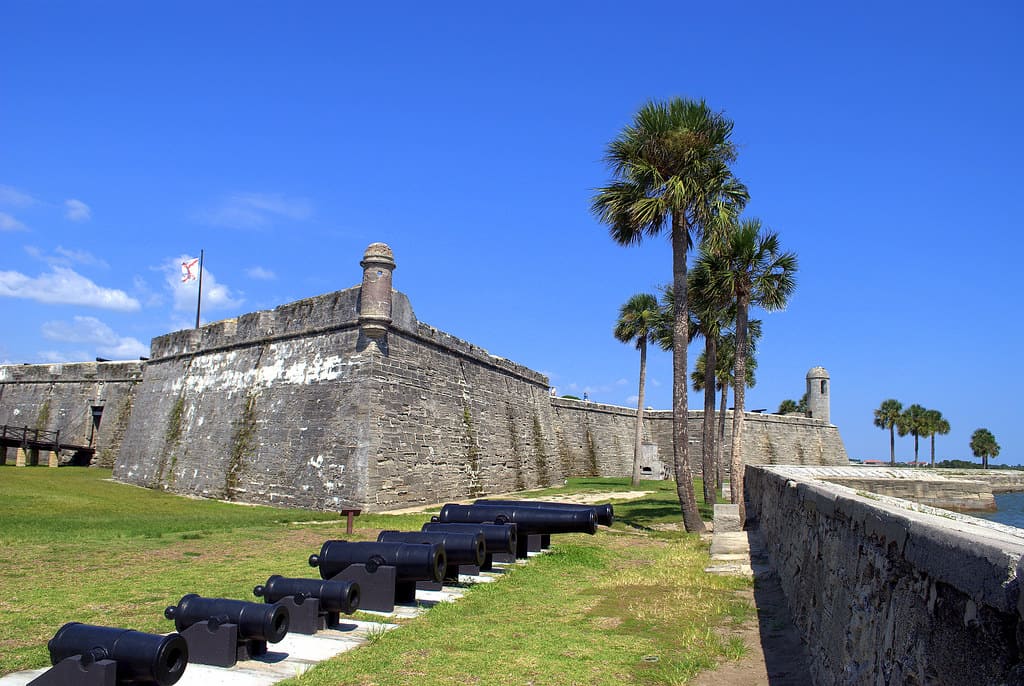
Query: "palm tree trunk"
631 338 647 486
889 426 895 466
671 215 705 533
729 294 749 522
701 335 717 509
716 382 728 494
914 434 919 464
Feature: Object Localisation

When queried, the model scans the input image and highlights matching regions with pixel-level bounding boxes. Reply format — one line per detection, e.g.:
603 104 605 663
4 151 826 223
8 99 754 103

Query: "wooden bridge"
0 425 94 467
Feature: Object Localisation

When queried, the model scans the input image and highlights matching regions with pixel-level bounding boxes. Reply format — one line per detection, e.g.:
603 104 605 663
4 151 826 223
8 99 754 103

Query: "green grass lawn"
0 467 747 684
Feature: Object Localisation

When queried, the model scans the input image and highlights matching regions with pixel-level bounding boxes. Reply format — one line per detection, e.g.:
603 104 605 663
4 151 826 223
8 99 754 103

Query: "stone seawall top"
746 464 1024 683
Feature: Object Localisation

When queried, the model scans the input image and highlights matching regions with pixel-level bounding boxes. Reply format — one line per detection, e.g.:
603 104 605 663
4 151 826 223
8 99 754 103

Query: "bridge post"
48 450 59 468
15 446 27 467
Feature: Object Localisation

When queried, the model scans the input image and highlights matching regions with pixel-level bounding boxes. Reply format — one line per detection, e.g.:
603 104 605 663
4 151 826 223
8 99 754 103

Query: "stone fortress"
0 243 848 511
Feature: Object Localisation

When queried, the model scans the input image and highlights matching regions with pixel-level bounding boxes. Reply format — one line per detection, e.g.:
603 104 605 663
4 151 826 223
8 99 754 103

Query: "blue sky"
1 2 1020 465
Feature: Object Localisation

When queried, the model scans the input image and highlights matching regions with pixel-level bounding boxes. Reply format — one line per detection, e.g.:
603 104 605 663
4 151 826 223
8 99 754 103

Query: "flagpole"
195 249 204 329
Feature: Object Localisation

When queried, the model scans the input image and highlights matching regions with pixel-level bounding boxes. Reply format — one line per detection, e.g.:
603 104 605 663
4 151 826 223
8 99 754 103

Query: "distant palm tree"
873 399 903 466
897 404 929 465
970 428 1000 469
707 219 797 515
922 409 950 468
614 293 661 486
593 98 748 533
777 399 798 414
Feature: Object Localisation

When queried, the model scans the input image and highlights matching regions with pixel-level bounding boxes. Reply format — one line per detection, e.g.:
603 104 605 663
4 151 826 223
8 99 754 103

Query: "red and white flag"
181 257 200 283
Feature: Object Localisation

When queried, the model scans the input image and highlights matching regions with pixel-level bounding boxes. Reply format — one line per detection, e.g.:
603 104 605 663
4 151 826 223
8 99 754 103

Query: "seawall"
746 465 1024 684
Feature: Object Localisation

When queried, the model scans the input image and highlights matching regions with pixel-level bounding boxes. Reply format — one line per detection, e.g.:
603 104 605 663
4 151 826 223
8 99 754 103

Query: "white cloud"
0 185 36 207
0 267 140 310
38 349 90 364
64 199 92 222
626 395 639 406
41 315 149 361
197 192 313 230
165 256 243 314
54 246 107 268
0 212 27 231
246 266 276 280
42 315 117 344
26 245 108 269
98 337 149 359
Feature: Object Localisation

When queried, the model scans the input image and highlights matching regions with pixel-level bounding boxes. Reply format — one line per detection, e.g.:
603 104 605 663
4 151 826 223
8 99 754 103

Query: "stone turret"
358 242 396 341
806 366 830 424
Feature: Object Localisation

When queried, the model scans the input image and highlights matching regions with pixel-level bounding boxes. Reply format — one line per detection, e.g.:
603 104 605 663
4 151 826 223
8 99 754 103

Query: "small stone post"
358 243 396 342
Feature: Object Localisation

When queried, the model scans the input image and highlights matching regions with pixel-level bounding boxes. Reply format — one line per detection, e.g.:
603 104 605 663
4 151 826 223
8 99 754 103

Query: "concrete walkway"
0 563 526 686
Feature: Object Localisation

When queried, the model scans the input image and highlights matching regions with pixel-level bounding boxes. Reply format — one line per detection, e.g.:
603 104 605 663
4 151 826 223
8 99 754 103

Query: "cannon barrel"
308 540 446 583
253 576 360 615
47 623 188 686
475 499 614 527
376 530 486 568
421 521 518 555
164 594 289 643
437 503 597 535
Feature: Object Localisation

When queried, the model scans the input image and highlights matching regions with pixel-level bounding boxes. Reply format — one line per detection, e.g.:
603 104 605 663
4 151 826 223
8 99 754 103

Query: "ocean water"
975 492 1024 530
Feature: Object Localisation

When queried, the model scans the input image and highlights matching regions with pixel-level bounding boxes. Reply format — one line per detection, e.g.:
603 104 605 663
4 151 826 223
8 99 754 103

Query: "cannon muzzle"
421 521 518 556
438 503 597 535
376 530 486 568
164 594 289 643
309 540 446 582
47 622 188 685
476 499 614 527
253 576 360 615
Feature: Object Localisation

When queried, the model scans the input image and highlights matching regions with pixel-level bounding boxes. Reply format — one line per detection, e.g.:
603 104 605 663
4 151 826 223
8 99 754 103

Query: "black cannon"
438 503 596 557
309 540 447 610
164 594 289 666
476 499 614 527
421 521 517 570
32 623 187 686
253 576 360 634
376 530 486 575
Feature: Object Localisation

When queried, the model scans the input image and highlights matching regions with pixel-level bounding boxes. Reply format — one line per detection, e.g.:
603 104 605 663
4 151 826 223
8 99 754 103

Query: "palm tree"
873 399 903 466
923 409 950 468
696 323 760 493
707 219 797 516
687 256 732 508
614 293 661 486
970 428 1000 469
593 98 748 533
897 404 929 465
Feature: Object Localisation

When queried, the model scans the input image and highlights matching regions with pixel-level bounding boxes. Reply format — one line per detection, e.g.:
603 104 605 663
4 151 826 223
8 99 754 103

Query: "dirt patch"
380 490 653 514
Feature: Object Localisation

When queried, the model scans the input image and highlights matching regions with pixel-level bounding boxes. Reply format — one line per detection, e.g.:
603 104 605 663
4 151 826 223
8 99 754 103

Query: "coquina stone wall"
0 361 143 467
550 401 848 483
746 465 1024 684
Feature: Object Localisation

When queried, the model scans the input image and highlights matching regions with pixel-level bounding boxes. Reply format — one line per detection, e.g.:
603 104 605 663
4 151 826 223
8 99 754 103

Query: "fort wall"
0 243 850 512
0 361 143 467
746 465 1024 684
